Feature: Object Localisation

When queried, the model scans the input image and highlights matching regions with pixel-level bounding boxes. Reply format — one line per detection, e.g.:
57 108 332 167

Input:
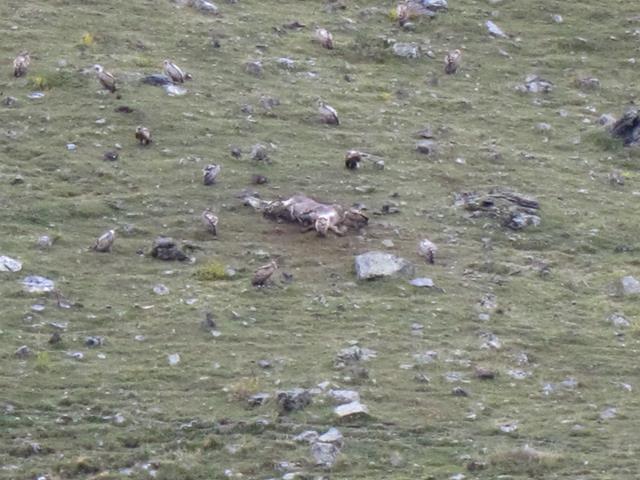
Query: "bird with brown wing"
444 49 462 75
135 126 152 145
201 209 219 236
313 28 334 49
252 260 278 286
13 51 31 77
94 64 116 93
92 229 116 252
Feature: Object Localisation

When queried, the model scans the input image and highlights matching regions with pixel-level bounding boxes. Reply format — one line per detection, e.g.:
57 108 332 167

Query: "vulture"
203 164 221 185
345 150 364 170
13 51 31 77
135 126 152 145
94 64 116 93
163 59 190 83
252 260 278 286
313 28 334 49
418 238 437 264
201 209 219 236
444 49 462 75
318 101 339 125
92 229 116 252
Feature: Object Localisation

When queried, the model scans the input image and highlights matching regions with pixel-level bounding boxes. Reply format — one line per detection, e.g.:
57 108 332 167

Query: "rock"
318 427 343 445
409 277 434 288
22 275 54 293
247 393 271 407
250 144 269 162
504 211 541 230
517 75 553 93
334 400 368 418
452 386 469 397
49 332 62 345
498 421 518 433
192 0 219 14
552 14 563 23
608 313 630 328
335 345 377 367
416 140 437 155
311 442 340 468
598 113 617 127
294 430 319 443
474 367 496 379
485 20 508 38
164 84 187 96
2 96 17 107
392 43 421 59
153 284 170 295
15 345 33 358
422 0 448 11
576 76 600 91
277 388 312 413
168 353 181 366
85 336 104 347
328 389 360 404
245 60 263 76
620 276 640 295
0 256 22 272
535 122 552 132
10 174 24 185
67 351 84 360
151 237 188 261
277 57 295 70
354 251 415 280
142 74 172 86
600 407 617 420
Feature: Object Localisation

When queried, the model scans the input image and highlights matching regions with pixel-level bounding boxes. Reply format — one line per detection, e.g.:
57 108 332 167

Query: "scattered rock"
49 332 62 345
15 345 33 358
416 140 437 155
452 386 469 397
474 367 496 379
85 336 104 347
103 150 119 161
409 277 435 288
277 388 312 413
485 20 508 38
248 393 271 407
191 0 219 14
294 430 319 443
504 211 541 230
311 442 340 468
354 251 415 280
153 284 170 295
516 75 553 93
335 345 377 367
245 60 263 76
598 114 617 127
22 275 55 293
2 96 17 107
318 427 343 446
151 237 188 261
498 421 518 433
0 256 22 272
608 313 630 328
576 76 600 91
334 400 368 418
392 42 421 59
250 144 269 162
168 353 181 366
328 389 360 404
599 407 617 420
610 107 640 146
620 275 640 295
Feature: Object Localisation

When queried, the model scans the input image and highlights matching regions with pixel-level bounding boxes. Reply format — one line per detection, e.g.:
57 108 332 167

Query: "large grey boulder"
355 251 415 280
620 276 640 295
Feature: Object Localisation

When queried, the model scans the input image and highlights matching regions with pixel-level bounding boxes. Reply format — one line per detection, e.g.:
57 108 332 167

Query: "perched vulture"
94 64 116 93
418 238 437 264
444 49 462 75
201 209 219 236
345 150 363 170
203 164 221 185
252 260 278 286
313 28 334 49
318 101 339 125
92 229 116 252
135 126 152 145
13 51 30 77
163 59 190 83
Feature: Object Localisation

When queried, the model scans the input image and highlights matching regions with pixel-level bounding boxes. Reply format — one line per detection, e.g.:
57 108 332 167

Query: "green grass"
2 0 640 478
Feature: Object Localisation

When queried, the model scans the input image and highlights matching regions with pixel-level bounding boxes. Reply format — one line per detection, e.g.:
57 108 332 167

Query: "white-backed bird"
13 51 31 77
203 164 221 185
418 238 437 264
252 260 278 286
318 100 339 125
444 49 462 75
94 64 116 93
135 126 152 145
92 229 116 252
314 28 334 49
163 59 190 83
201 209 219 236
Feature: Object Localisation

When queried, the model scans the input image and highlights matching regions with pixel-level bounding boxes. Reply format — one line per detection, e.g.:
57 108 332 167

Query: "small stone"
250 144 269 162
354 251 415 280
620 276 640 295
506 369 531 380
66 143 77 151
15 345 33 358
245 60 263 76
192 0 219 14
294 430 319 443
49 332 62 345
277 57 295 69
475 367 496 379
334 400 368 418
311 442 340 468
552 14 563 23
153 284 170 295
392 43 421 59
608 313 630 328
486 20 508 38
416 140 437 155
277 388 312 413
318 427 343 445
22 275 55 293
2 96 17 107
10 174 24 185
381 239 394 248
247 393 271 407
328 389 360 404
257 359 271 369
168 353 181 366
598 113 616 127
535 122 552 132
409 277 434 288
600 407 617 420
498 421 518 433
67 351 84 360
452 386 469 397
85 336 104 347
0 256 22 272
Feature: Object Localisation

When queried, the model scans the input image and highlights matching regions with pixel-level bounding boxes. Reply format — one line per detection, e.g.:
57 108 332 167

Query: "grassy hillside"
2 0 640 478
